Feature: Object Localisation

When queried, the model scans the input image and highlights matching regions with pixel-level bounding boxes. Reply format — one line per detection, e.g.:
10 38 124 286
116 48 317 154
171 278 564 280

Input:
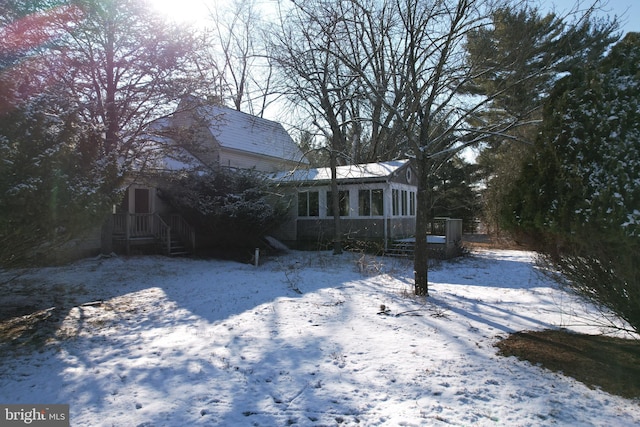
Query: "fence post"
166 226 171 256
125 214 131 255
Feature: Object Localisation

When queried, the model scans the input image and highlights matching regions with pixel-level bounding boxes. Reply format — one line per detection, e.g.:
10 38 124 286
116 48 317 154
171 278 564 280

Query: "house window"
392 189 415 216
392 189 399 216
401 190 408 216
409 191 416 216
298 191 319 217
359 189 384 216
327 190 350 217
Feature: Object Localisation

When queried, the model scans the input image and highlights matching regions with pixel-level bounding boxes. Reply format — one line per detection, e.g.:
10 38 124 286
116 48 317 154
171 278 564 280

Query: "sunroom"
271 160 418 250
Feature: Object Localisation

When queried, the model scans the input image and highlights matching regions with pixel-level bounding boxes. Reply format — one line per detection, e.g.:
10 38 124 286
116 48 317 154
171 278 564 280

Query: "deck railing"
113 213 127 236
427 218 447 236
154 214 171 255
113 213 161 238
113 213 193 256
112 213 170 253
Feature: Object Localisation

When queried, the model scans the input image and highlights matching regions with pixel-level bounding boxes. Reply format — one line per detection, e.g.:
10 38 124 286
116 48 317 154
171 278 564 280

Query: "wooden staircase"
385 239 416 258
165 230 190 256
384 218 464 260
113 213 195 257
158 215 195 257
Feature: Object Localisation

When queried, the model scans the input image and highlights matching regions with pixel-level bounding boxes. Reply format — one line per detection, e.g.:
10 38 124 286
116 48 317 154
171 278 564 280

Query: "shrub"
159 168 288 252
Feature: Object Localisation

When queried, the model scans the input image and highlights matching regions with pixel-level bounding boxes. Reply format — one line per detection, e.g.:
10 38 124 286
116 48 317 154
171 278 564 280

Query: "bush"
537 230 640 333
159 168 288 252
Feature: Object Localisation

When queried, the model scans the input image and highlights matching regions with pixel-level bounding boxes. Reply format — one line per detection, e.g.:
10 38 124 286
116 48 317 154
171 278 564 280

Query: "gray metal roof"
199 106 308 165
272 159 410 184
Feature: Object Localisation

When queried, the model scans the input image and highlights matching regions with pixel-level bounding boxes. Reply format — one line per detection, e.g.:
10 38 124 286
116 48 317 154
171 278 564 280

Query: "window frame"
409 191 416 216
401 190 408 216
297 190 319 217
326 190 350 217
358 188 384 217
392 189 399 216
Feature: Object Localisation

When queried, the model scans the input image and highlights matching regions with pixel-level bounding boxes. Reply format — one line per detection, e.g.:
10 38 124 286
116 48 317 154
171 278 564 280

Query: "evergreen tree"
504 33 640 333
0 93 110 267
430 155 481 231
465 4 618 234
158 169 288 256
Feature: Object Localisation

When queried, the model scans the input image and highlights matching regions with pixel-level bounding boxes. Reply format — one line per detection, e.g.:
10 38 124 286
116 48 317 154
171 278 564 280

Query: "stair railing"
170 214 196 253
152 213 172 255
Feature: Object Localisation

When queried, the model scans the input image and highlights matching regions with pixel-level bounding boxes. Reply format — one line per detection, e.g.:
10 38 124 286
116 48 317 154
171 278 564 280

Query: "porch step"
166 234 190 257
385 239 415 258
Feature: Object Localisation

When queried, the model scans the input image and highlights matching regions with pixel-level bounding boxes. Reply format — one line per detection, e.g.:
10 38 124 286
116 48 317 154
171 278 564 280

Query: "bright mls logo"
1 405 69 426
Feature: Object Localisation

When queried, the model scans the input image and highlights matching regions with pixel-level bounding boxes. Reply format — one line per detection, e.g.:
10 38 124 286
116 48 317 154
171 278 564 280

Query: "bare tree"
380 0 508 296
271 1 366 254
274 0 503 289
276 0 536 294
198 0 277 116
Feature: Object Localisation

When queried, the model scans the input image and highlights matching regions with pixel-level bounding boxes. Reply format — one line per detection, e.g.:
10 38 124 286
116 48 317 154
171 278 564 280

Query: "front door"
134 188 150 214
133 188 151 235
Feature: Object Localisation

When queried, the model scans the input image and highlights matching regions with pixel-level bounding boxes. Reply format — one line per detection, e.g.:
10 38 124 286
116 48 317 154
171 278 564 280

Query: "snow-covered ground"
1 249 639 426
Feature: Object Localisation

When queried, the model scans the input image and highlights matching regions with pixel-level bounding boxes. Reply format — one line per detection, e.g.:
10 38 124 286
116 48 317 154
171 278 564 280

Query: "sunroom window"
327 190 350 216
298 191 319 217
359 189 384 216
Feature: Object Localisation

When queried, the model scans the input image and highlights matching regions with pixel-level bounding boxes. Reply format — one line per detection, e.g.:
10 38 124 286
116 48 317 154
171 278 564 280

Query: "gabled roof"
272 159 411 184
198 105 308 165
142 118 205 172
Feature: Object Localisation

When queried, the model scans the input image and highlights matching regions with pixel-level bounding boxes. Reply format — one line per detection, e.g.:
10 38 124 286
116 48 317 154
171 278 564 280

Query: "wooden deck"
385 218 463 259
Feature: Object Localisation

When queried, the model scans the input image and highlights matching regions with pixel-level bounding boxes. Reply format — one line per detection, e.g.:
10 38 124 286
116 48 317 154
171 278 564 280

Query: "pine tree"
504 33 640 333
0 94 110 267
430 155 481 230
465 4 618 234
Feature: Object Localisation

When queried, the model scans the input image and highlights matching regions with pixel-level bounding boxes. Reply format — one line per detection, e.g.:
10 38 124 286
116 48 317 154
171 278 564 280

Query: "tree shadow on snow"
0 251 367 425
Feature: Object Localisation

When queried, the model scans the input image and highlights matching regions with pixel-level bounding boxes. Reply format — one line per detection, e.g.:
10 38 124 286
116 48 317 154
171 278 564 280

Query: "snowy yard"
1 249 639 426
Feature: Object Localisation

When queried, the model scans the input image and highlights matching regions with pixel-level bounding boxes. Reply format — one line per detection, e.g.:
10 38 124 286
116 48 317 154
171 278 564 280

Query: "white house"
112 102 309 255
165 100 309 173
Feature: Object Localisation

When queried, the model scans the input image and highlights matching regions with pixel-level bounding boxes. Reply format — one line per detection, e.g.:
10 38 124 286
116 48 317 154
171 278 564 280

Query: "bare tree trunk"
101 14 117 254
414 155 431 295
100 212 114 255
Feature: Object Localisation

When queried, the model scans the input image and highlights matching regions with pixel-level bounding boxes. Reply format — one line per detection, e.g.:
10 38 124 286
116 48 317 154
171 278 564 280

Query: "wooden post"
125 213 131 255
167 226 171 256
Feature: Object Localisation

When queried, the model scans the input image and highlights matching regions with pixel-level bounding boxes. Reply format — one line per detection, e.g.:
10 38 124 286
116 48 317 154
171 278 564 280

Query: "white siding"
220 149 303 173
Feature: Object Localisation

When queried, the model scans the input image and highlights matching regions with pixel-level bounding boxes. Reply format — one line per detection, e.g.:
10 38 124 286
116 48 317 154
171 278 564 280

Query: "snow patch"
0 251 638 426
